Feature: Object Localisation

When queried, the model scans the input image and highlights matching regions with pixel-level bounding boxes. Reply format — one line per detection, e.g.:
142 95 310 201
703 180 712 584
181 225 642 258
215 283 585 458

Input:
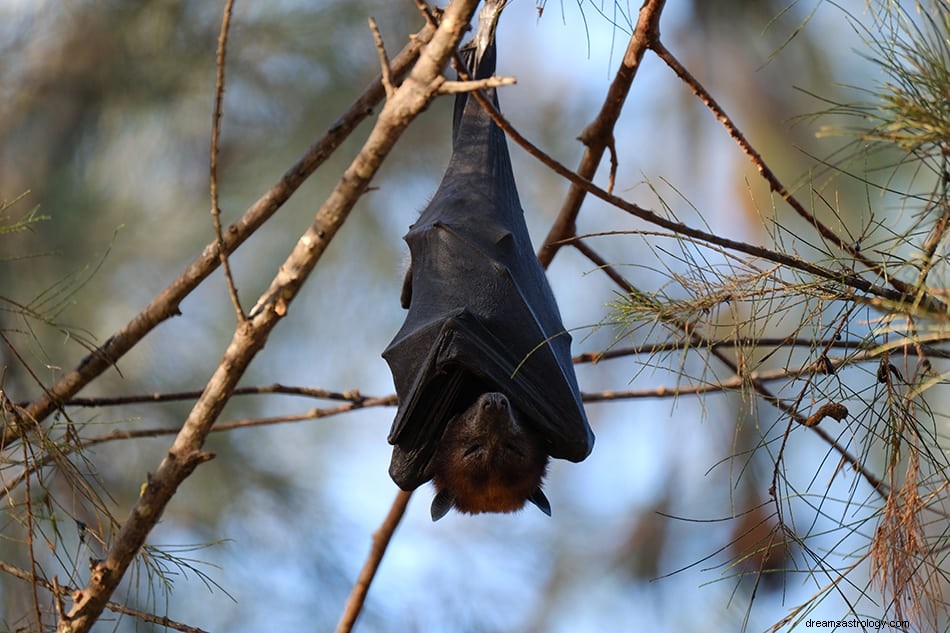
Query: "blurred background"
0 0 942 631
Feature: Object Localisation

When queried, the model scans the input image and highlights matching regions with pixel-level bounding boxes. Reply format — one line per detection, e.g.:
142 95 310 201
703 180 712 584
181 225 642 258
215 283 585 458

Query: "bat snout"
477 391 510 413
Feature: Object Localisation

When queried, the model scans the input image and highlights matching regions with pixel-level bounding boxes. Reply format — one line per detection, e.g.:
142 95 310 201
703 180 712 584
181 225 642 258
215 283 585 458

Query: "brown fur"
431 392 549 515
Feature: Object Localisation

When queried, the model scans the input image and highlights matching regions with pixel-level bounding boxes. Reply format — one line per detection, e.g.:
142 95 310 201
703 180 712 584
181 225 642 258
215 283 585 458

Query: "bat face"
429 392 550 521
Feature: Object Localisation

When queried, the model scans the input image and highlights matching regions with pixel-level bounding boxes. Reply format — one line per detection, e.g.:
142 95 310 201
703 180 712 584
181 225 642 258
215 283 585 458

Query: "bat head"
429 391 551 521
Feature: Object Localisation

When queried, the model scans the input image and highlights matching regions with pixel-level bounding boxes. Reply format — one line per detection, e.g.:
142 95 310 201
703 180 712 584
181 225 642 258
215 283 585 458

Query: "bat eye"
502 442 524 458
463 444 480 458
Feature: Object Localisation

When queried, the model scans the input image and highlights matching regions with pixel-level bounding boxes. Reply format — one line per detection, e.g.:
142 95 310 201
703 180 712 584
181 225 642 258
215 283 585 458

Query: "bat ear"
528 487 551 517
430 489 456 521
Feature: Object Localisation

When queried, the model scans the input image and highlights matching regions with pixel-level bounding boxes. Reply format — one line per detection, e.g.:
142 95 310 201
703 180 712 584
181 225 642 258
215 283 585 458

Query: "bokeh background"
0 1 939 631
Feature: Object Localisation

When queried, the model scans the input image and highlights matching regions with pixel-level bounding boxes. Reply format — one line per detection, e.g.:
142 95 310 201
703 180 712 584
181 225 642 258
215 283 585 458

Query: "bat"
383 1 594 520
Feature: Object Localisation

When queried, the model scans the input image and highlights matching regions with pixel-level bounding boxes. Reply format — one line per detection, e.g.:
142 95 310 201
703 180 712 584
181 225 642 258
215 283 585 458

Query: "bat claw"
430 489 455 521
529 487 551 516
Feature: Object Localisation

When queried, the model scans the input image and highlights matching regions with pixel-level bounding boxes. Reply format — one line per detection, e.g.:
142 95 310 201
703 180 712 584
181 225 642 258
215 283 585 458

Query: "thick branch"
57 2 480 630
8 17 440 446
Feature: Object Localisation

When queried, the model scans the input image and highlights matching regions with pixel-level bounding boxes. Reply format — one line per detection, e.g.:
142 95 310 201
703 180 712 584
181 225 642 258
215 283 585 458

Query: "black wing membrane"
383 30 594 491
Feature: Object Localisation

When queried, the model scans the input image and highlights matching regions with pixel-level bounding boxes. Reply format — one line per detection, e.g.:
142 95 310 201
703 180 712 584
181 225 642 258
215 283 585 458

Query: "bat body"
383 4 594 519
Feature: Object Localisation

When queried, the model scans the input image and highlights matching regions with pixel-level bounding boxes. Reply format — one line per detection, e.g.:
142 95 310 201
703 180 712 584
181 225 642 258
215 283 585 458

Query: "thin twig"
438 75 516 94
571 337 893 364
468 88 914 309
55 384 370 407
572 238 637 294
567 225 891 497
1 330 74 438
52 576 67 625
94 396 396 441
369 17 395 98
25 322 935 408
335 490 412 633
913 170 950 296
606 136 618 195
768 310 856 521
23 439 42 631
579 359 861 401
210 0 245 322
10 17 440 445
649 39 945 313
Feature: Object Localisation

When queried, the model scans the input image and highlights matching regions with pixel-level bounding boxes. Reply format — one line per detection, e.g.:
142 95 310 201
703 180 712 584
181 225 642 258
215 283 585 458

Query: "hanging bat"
383 0 594 521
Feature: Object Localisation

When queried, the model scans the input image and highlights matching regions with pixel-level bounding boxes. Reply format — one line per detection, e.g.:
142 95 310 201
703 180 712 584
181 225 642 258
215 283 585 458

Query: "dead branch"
369 17 396 98
438 75 516 93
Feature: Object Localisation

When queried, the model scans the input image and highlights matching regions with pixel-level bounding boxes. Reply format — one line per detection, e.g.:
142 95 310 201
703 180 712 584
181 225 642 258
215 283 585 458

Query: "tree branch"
536 0 666 268
9 16 441 446
649 39 946 314
56 383 371 407
438 75 517 93
549 203 891 500
335 490 412 633
467 83 916 309
572 337 898 363
368 17 396 98
56 2 481 630
1 395 397 505
210 0 245 323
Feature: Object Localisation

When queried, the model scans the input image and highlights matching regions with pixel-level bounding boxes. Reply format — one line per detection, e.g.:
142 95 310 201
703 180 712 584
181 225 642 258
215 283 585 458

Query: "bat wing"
383 33 594 492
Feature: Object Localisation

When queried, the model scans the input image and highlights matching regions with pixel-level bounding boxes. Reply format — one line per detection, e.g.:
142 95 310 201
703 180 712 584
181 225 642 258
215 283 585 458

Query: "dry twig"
210 0 245 322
